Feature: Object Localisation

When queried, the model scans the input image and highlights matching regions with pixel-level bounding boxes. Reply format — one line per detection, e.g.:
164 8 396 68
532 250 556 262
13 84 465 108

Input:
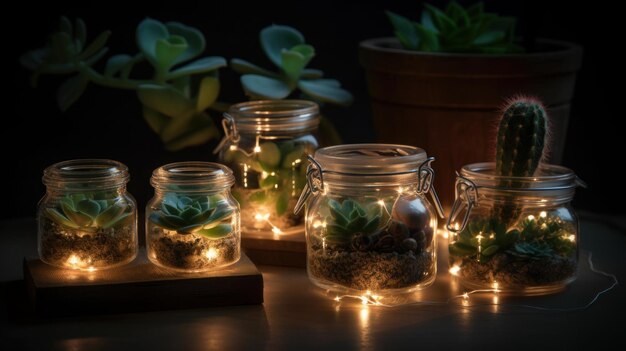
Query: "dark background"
5 0 623 218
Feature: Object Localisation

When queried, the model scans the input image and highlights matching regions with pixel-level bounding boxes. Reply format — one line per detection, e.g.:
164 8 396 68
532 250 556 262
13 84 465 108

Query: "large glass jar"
146 162 240 272
297 144 444 294
37 159 138 270
215 100 319 235
447 162 582 295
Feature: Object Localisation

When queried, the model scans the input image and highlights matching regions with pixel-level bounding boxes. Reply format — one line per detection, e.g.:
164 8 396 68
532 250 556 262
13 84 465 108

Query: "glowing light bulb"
272 226 283 235
334 296 341 302
205 248 219 260
449 265 461 276
540 211 547 218
462 292 469 300
567 234 576 242
377 200 385 206
229 145 237 151
492 281 500 292
68 255 80 266
527 215 535 221
253 145 261 153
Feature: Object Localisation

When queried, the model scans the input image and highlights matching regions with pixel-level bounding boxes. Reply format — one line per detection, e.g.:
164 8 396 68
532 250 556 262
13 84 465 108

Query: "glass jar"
37 159 138 270
215 100 319 235
447 162 583 295
296 144 444 294
146 162 240 272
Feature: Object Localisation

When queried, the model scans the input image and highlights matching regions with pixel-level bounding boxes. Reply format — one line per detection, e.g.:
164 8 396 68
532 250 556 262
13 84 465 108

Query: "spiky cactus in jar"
492 97 547 226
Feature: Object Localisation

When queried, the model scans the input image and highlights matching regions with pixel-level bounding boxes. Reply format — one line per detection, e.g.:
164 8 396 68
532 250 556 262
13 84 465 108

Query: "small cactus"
44 193 133 232
493 97 548 224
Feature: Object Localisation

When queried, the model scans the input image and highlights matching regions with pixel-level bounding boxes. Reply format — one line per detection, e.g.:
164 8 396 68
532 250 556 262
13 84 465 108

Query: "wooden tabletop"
1 216 625 350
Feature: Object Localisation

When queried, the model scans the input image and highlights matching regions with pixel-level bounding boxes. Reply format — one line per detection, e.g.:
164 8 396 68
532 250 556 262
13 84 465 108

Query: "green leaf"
75 18 86 47
62 205 92 227
136 18 169 66
105 54 133 77
44 208 78 229
59 16 72 36
449 242 477 257
165 112 220 151
142 107 169 134
197 224 232 239
348 215 368 232
446 2 470 27
260 25 305 68
165 22 206 65
260 175 279 189
326 223 348 237
230 58 278 77
196 76 220 112
482 244 499 256
167 56 227 80
180 206 201 220
76 199 101 219
259 142 281 167
297 80 353 106
155 35 188 71
249 191 267 204
282 45 314 82
473 30 505 45
57 75 88 111
362 216 380 234
466 3 484 19
95 201 125 227
415 24 440 51
281 146 305 169
421 10 438 33
101 212 132 229
137 84 194 118
301 68 323 79
386 11 419 50
241 74 292 99
424 3 457 33
19 49 47 71
76 30 111 61
49 32 72 62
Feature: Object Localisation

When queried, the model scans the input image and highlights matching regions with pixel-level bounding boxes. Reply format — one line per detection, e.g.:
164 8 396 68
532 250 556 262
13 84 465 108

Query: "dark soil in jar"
458 253 577 288
150 227 239 271
308 244 434 291
40 218 136 268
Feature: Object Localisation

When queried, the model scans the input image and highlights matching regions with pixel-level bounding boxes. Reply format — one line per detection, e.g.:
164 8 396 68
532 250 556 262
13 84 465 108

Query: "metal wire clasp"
417 157 445 219
294 155 324 215
212 113 241 154
446 173 478 232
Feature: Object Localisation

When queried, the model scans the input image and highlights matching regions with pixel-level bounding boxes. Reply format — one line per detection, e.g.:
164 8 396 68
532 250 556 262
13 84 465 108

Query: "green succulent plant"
149 194 234 239
387 2 523 53
230 25 353 106
324 199 390 248
21 17 226 150
44 193 133 232
449 214 575 261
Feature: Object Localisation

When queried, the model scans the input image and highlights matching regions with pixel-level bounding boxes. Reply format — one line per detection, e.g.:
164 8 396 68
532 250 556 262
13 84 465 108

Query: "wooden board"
23 250 263 316
242 230 306 268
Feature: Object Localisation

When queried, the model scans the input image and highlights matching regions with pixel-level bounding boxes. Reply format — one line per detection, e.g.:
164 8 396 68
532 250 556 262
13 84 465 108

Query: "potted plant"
359 2 582 207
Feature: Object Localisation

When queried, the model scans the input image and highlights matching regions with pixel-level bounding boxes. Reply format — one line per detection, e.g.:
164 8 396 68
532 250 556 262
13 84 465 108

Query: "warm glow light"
272 227 283 234
253 145 261 153
205 248 219 260
492 281 500 292
540 211 547 218
255 212 270 221
68 255 80 266
567 234 576 242
527 215 535 221
437 228 449 239
462 292 469 300
397 186 405 194
449 265 461 276
229 145 237 151
377 200 385 206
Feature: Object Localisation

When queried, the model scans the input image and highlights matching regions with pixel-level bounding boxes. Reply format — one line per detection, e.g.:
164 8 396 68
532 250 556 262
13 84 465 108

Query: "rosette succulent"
149 194 234 239
44 193 132 232
324 199 389 248
387 2 523 53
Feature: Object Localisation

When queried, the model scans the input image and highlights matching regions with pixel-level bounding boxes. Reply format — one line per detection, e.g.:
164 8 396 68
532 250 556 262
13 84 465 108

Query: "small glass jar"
215 100 319 235
447 162 582 295
296 144 444 294
146 162 240 272
37 159 138 270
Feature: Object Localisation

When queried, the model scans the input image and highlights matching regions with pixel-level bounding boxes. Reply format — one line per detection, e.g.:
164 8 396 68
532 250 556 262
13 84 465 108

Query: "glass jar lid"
151 162 235 193
460 162 580 192
43 159 130 191
315 143 427 175
227 100 320 133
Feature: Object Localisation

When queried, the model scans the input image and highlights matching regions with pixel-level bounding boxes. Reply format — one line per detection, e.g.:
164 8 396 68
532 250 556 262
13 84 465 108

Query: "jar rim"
315 144 428 175
227 100 319 133
151 161 234 191
460 162 579 190
43 159 129 189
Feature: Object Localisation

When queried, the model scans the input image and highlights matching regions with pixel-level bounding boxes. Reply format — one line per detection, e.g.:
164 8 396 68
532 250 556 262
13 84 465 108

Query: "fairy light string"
332 252 618 311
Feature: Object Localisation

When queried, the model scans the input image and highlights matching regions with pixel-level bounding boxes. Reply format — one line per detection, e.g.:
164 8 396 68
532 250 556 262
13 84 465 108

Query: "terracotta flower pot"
359 37 582 209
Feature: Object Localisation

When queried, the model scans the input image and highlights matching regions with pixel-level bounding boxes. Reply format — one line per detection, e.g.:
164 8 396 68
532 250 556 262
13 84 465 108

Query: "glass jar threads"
37 159 138 270
296 144 444 294
447 162 582 295
146 162 240 272
215 100 319 235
